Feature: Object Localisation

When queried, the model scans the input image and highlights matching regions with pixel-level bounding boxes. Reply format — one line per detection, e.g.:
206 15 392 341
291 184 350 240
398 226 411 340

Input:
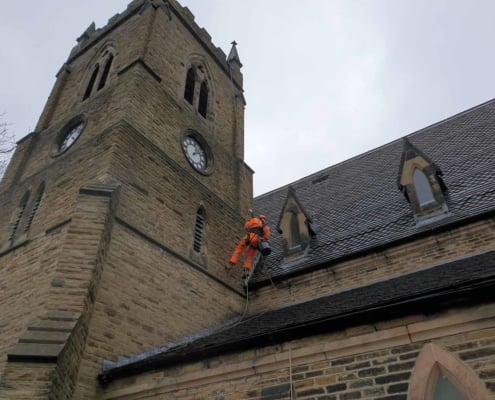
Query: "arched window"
408 343 491 400
289 212 301 248
82 46 115 101
433 376 466 400
184 68 196 104
97 54 113 91
198 81 208 118
23 182 44 234
413 168 435 207
83 64 99 100
193 207 206 253
8 191 30 245
183 61 214 120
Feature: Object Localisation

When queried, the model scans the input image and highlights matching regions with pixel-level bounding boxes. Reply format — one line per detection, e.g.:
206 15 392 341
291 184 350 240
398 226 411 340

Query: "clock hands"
182 134 209 172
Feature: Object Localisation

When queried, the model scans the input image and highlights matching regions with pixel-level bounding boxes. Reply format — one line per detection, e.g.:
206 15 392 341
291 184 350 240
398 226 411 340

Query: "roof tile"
253 99 495 285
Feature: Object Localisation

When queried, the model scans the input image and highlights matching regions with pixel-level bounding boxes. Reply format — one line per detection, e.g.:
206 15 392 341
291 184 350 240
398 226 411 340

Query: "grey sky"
2 1 495 195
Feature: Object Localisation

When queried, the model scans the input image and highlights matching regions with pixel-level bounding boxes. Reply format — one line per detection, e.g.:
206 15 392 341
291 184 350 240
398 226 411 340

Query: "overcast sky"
2 1 495 195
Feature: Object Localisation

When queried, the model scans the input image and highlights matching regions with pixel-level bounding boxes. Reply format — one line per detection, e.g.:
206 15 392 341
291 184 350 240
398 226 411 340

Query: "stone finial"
77 22 96 44
227 40 243 69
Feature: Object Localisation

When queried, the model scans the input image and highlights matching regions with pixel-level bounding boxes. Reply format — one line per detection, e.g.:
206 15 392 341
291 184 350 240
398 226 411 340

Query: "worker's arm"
263 225 271 240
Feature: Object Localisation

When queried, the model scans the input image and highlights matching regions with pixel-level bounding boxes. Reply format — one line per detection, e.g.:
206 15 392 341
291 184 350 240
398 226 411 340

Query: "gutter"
98 269 495 386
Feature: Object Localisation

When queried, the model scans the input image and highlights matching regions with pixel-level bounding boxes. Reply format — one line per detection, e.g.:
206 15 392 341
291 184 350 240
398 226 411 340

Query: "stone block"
7 343 64 361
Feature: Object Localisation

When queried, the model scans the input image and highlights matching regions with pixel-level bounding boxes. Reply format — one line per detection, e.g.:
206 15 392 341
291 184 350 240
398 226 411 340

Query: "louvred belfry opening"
193 207 206 252
8 192 30 244
23 182 44 233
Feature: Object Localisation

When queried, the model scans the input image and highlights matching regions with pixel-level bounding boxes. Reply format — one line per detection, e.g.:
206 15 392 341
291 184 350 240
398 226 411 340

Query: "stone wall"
102 303 495 400
250 217 495 314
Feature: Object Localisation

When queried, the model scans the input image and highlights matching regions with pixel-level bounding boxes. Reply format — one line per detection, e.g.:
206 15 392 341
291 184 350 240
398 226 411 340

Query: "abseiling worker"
229 213 271 271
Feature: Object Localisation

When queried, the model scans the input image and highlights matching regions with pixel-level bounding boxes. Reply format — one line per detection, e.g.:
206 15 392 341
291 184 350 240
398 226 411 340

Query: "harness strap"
249 227 263 236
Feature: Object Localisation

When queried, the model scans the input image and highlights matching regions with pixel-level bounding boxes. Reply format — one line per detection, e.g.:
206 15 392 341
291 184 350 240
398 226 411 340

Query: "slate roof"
99 249 495 384
251 98 495 286
99 99 495 384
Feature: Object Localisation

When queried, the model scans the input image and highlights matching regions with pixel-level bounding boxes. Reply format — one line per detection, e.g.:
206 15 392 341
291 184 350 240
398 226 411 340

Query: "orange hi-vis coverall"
230 217 271 269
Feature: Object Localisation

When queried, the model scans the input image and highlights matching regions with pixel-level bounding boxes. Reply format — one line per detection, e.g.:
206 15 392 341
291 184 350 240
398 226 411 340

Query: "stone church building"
1 0 495 399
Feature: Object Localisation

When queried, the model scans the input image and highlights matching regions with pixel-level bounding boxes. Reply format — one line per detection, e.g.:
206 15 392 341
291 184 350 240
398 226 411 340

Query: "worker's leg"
243 234 260 269
243 246 257 269
229 237 247 265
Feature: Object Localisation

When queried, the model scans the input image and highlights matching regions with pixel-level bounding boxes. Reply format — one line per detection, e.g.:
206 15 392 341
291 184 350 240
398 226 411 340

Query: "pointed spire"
227 40 243 69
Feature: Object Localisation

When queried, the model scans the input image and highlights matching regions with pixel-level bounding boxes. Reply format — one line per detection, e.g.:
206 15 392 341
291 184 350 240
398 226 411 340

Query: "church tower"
0 1 251 398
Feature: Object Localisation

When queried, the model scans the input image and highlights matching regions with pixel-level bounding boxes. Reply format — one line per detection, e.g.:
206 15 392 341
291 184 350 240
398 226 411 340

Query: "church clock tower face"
181 132 212 174
55 120 85 154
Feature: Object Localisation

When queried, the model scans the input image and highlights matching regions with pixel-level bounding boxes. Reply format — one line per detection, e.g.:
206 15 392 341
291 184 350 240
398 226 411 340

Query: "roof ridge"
408 97 495 139
255 97 495 200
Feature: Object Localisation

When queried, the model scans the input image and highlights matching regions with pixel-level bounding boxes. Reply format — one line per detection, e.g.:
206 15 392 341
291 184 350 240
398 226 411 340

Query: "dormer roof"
397 137 449 223
275 186 312 233
252 98 495 287
397 137 443 190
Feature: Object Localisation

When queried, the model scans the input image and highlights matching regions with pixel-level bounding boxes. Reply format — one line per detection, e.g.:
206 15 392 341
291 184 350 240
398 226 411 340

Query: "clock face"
59 122 84 152
182 135 207 172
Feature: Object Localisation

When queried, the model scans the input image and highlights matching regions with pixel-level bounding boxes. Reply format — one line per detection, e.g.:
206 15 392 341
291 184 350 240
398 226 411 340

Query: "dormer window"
277 186 315 259
182 61 212 120
398 138 448 224
413 168 435 207
289 211 301 249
